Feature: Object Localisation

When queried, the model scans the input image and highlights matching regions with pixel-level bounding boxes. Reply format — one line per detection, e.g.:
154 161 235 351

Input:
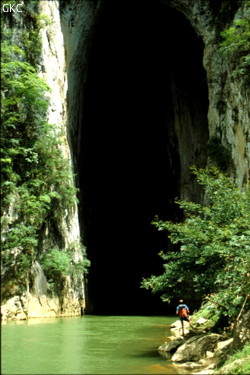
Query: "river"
2 315 188 374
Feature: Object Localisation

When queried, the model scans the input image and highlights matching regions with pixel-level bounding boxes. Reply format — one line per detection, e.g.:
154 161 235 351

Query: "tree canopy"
141 167 250 323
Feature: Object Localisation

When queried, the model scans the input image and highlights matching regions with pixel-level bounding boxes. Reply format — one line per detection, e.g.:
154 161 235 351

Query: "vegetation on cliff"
142 167 250 328
219 0 250 81
1 2 88 301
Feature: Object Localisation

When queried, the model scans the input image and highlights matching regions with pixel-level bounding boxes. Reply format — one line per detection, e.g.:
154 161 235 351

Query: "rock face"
60 0 100 169
24 0 85 319
1 0 85 320
60 0 249 201
2 0 249 319
58 0 249 314
166 0 249 187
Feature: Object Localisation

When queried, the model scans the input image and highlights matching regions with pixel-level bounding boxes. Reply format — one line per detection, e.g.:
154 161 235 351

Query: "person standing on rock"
176 299 193 336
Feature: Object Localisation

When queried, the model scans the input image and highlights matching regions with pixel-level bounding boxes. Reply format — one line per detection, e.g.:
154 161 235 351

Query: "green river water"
2 315 188 374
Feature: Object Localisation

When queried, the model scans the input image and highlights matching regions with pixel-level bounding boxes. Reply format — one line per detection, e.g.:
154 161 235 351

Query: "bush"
41 249 71 281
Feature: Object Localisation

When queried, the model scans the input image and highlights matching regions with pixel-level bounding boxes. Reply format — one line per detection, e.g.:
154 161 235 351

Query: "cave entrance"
79 0 209 315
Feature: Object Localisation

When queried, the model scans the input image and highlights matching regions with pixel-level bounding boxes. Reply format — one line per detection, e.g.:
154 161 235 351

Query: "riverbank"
158 312 250 374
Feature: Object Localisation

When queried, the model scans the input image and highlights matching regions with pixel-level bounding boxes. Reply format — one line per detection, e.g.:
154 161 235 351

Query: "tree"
141 167 250 323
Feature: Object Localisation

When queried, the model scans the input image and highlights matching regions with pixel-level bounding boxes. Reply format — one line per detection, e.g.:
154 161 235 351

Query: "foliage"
2 1 52 66
220 2 250 81
141 167 250 325
191 301 228 333
67 241 91 276
0 5 83 296
40 243 90 293
40 249 71 291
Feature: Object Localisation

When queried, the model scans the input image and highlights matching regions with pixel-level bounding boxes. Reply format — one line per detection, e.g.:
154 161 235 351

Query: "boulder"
170 327 190 338
171 334 222 362
1 296 27 320
170 319 190 337
158 338 184 353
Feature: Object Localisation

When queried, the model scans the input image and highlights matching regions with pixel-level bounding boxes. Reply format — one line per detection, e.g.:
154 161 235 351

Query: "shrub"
141 167 250 325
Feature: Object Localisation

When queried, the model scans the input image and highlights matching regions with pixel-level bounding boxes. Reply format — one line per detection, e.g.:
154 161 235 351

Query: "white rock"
216 337 234 351
196 317 208 325
206 351 214 358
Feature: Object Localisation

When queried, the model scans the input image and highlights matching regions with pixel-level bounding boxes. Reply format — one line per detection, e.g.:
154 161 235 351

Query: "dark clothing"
180 316 189 322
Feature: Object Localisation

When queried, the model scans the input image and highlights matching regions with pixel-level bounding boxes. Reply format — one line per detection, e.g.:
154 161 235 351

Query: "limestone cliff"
1 0 86 320
1 0 249 319
166 0 249 187
60 0 249 202
59 0 250 315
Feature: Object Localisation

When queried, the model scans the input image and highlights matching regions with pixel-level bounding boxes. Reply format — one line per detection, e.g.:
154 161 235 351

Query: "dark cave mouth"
76 1 209 315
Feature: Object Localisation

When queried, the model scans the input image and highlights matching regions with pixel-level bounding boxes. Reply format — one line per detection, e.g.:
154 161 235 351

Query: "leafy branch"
141 167 250 325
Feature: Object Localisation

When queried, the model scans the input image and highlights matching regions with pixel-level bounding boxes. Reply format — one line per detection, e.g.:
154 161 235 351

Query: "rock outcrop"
171 334 222 362
158 318 239 374
166 0 249 187
158 331 236 374
169 319 191 338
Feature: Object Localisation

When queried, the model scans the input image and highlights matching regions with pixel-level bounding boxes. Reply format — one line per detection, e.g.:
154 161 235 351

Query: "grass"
216 342 250 374
191 303 221 332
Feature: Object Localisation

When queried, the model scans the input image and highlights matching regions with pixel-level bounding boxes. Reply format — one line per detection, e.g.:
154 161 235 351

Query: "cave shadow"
76 0 209 315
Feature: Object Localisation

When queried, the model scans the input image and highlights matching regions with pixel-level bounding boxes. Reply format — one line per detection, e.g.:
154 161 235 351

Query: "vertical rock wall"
167 0 250 187
1 0 85 320
37 0 85 318
61 0 249 206
58 0 249 313
3 0 248 319
60 0 101 169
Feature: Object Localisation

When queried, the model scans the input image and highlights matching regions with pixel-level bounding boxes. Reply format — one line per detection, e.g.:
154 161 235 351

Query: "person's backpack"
179 305 188 318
